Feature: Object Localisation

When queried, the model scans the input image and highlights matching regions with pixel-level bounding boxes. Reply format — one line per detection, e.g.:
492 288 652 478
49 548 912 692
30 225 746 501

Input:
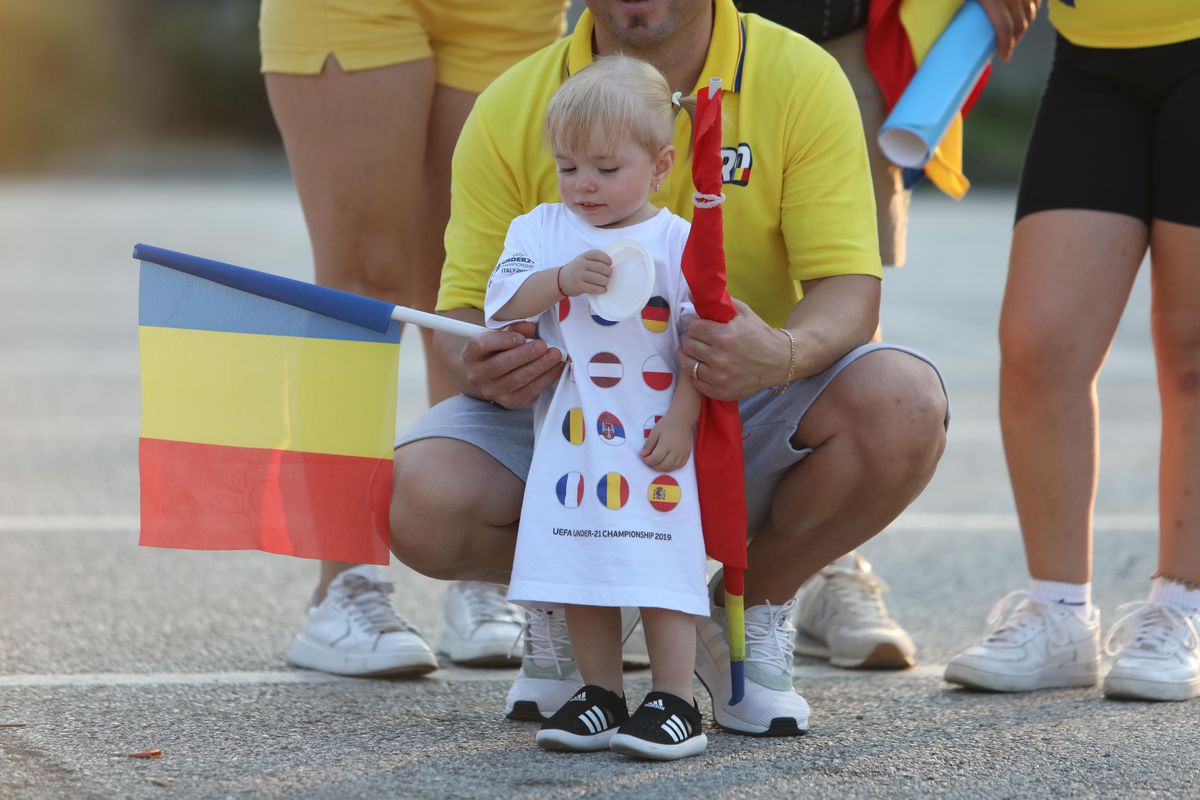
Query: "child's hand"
558 250 612 297
640 415 693 472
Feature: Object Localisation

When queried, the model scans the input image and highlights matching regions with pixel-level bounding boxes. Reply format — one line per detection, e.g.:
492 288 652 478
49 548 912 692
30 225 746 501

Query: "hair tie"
671 91 682 108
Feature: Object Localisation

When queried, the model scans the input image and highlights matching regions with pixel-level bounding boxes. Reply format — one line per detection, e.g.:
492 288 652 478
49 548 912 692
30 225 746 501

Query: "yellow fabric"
259 0 567 92
1050 0 1200 49
139 326 399 460
438 0 881 328
899 0 971 199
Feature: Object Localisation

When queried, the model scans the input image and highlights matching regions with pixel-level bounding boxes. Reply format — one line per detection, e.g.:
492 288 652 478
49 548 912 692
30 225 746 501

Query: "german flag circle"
587 352 622 388
647 475 681 512
641 354 674 391
641 296 669 333
561 407 585 445
596 472 629 510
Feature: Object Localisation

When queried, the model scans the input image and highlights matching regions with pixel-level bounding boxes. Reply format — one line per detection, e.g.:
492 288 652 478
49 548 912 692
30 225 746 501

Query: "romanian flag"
135 244 400 566
681 81 749 705
866 0 990 198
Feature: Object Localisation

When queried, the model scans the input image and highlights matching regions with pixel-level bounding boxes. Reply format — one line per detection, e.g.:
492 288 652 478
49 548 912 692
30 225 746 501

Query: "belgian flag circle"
596 472 629 510
561 407 585 445
647 475 681 512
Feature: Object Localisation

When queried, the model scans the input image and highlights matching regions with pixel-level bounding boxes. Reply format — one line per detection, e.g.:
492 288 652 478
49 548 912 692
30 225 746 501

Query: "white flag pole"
389 305 489 338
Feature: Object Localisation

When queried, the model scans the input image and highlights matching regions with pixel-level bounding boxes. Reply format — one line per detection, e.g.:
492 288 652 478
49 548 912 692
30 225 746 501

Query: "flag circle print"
642 355 674 391
647 475 681 512
587 352 623 388
556 472 585 509
596 411 625 446
561 407 585 445
591 312 618 327
642 414 664 443
641 296 669 333
596 472 630 510
558 297 571 322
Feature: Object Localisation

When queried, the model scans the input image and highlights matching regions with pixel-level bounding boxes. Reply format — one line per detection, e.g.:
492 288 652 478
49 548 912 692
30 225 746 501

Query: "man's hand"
678 299 791 402
558 250 612 297
979 0 1040 61
462 321 564 408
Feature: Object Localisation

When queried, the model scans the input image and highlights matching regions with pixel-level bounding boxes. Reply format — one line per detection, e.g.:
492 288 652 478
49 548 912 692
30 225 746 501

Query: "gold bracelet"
768 328 796 396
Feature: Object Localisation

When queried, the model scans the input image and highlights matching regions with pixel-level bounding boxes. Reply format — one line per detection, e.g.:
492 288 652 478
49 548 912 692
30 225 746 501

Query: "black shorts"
1016 34 1200 227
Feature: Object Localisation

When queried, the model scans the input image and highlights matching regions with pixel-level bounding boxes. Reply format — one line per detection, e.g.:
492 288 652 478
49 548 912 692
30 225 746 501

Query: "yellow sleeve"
436 102 526 312
781 60 883 284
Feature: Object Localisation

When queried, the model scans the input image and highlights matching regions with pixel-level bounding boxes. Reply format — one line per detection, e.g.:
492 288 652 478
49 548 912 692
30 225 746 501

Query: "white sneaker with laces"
438 581 524 667
944 591 1099 692
287 566 438 677
793 553 916 669
1102 601 1200 702
694 572 810 736
505 606 643 720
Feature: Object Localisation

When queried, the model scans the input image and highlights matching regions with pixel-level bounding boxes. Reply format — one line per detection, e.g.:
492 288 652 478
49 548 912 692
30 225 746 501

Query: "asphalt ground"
0 178 1195 799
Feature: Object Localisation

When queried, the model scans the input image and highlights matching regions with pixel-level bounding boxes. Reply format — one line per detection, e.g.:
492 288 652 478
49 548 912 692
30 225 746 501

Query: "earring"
654 181 661 192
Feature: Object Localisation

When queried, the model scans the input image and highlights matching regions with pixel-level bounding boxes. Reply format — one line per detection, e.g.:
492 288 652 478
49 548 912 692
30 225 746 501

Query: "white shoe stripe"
662 715 687 742
579 708 599 734
584 707 606 733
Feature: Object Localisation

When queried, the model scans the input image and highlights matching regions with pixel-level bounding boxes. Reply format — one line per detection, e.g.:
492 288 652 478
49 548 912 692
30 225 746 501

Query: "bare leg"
999 210 1147 584
743 349 947 605
563 606 623 695
390 437 524 582
1150 220 1200 585
640 608 695 702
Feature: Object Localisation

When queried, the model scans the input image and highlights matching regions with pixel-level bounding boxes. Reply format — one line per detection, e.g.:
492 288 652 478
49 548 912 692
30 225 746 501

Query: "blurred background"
0 0 1055 183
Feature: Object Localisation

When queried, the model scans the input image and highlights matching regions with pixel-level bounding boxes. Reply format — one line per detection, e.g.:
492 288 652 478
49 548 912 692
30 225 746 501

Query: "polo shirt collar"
567 0 746 94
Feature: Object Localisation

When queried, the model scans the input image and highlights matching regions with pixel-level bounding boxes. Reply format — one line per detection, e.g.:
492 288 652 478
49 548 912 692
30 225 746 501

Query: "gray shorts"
397 343 947 535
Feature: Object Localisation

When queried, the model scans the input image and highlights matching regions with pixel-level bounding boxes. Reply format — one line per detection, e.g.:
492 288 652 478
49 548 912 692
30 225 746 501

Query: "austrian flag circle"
587 352 623 388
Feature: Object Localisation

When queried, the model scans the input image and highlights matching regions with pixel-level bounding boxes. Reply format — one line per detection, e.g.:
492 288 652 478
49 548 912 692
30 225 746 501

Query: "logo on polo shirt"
721 142 753 186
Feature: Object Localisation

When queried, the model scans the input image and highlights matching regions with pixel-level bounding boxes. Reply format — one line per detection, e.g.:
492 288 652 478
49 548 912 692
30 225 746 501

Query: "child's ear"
653 144 676 186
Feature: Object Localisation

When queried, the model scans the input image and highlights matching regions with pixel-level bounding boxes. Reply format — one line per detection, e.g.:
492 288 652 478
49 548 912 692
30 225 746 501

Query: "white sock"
1031 579 1092 618
1149 577 1200 615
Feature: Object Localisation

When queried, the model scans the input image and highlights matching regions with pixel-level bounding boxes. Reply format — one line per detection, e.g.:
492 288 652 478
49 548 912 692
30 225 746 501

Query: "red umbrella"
680 78 748 704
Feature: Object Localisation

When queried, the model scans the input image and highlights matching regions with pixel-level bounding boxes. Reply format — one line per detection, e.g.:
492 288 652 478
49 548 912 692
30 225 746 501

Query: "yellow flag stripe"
140 326 399 459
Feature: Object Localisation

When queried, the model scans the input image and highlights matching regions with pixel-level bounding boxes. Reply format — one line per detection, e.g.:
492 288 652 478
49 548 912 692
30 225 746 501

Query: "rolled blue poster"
877 0 996 169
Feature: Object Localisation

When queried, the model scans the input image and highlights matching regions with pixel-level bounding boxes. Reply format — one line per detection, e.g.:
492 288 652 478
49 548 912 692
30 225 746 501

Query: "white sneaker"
505 606 643 721
287 566 438 677
694 572 810 736
438 581 524 667
1102 602 1200 702
944 591 1099 692
793 554 916 669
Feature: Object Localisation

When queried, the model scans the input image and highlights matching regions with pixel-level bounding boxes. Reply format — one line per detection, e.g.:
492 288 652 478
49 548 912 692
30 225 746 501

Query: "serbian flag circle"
587 352 623 388
642 355 674 391
641 296 669 333
642 414 664 442
647 475 681 512
596 472 629 510
561 407 585 445
596 411 625 446
556 471 585 508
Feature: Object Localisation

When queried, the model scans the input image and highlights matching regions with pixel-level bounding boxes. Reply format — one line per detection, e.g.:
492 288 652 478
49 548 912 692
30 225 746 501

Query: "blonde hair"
545 54 693 159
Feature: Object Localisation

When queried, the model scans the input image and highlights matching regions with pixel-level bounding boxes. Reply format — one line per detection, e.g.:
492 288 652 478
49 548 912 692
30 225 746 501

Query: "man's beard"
627 13 648 29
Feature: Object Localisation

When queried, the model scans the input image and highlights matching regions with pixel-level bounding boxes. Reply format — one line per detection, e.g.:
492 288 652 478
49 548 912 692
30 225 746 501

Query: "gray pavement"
0 178 1195 799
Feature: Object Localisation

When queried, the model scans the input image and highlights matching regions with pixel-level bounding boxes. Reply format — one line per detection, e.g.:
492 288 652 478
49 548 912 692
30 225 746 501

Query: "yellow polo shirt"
437 0 880 328
1051 0 1200 48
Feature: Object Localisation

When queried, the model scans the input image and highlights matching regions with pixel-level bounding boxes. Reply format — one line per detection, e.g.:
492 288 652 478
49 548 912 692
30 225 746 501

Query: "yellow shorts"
260 0 568 94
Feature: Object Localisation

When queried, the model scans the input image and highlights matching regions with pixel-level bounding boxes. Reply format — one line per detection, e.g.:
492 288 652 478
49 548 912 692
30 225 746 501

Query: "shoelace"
744 598 798 675
336 575 412 636
459 582 523 631
824 567 893 623
518 608 574 675
982 591 1070 647
1103 601 1200 657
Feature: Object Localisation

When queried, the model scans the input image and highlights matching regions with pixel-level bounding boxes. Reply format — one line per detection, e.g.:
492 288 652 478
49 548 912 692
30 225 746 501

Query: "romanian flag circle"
641 355 674 391
587 352 623 388
596 472 630 510
647 475 681 512
596 411 625 446
641 296 670 333
556 472 585 508
561 407 585 445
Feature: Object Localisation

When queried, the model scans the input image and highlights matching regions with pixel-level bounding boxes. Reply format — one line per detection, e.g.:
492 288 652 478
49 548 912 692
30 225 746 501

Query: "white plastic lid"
588 239 655 322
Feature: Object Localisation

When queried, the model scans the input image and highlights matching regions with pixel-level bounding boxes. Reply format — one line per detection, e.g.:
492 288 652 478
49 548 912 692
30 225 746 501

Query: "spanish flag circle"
641 296 669 333
647 475 681 512
596 472 629 510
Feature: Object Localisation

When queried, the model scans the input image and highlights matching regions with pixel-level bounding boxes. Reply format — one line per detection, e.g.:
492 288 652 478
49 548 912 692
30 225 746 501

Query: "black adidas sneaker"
609 691 708 761
535 685 629 752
